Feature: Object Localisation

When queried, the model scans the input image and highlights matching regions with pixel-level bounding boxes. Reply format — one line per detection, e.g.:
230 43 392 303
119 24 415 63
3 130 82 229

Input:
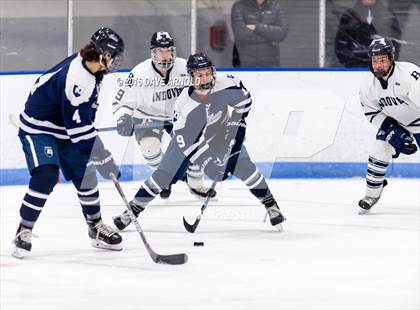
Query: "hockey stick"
183 140 237 233
97 121 171 133
110 173 188 265
183 179 218 233
9 113 170 133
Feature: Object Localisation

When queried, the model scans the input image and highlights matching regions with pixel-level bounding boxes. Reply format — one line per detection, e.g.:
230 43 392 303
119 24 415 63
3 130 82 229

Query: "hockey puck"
193 242 204 246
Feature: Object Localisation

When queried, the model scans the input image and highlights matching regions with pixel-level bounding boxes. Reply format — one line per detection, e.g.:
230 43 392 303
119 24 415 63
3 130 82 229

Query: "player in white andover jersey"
112 53 285 232
358 38 420 214
112 31 215 200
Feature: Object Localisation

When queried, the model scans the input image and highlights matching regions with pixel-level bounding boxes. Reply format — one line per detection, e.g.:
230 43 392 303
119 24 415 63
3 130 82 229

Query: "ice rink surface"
1 178 419 310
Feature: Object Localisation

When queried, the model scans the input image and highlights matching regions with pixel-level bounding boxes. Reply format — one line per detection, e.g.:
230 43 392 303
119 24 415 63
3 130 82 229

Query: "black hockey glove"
225 118 247 147
117 114 134 136
376 117 417 155
91 149 121 180
203 157 229 182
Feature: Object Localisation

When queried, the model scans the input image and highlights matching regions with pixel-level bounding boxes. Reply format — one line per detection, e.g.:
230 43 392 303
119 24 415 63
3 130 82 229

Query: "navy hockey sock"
19 165 59 228
73 173 101 223
132 169 171 207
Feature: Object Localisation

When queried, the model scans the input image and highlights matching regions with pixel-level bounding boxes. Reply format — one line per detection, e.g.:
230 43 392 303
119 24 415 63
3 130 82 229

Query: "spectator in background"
334 0 401 68
388 0 420 30
231 0 288 67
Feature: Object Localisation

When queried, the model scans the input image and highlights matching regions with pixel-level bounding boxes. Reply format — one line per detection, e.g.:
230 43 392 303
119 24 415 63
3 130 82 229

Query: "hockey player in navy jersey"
113 31 216 200
113 53 285 231
12 27 125 258
358 38 420 214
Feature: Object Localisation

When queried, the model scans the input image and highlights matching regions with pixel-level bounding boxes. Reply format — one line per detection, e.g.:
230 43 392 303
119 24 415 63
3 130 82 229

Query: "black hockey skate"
88 220 122 250
113 201 145 231
358 179 388 215
358 196 381 214
263 196 286 231
188 187 217 199
159 184 172 199
11 224 37 259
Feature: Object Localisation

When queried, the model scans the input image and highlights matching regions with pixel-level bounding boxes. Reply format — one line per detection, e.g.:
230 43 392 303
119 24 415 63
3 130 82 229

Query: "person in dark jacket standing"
334 0 401 68
231 0 288 67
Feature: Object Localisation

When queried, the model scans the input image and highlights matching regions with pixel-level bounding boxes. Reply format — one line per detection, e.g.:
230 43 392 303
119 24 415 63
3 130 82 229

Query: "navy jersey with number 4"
19 53 103 155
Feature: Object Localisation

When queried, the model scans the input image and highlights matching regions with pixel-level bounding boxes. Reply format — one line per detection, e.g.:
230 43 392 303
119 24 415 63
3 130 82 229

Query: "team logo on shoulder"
44 146 53 158
73 85 84 97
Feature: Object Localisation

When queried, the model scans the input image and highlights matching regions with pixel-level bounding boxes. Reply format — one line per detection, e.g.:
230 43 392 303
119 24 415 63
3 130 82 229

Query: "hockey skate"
358 196 381 214
188 186 217 199
358 179 388 215
88 220 122 250
113 201 145 231
263 196 286 231
186 176 217 199
11 224 37 259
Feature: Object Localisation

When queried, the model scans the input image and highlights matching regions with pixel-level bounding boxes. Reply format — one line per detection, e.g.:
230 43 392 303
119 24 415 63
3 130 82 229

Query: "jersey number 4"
72 109 81 124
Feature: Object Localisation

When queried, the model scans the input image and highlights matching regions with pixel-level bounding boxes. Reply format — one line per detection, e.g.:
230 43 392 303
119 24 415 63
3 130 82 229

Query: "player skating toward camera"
358 37 419 214
12 27 125 258
113 31 216 200
113 53 285 231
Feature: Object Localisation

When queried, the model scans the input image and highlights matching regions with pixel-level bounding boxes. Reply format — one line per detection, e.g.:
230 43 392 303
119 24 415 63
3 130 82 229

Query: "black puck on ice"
193 242 204 246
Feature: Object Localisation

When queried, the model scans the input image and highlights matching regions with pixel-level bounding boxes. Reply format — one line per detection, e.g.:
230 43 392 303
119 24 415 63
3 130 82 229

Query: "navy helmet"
368 38 395 78
150 31 176 70
368 38 395 62
90 27 124 72
150 31 175 49
186 53 214 75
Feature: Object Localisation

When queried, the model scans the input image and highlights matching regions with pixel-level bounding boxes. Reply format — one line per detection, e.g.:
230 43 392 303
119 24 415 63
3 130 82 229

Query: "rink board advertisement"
1 70 419 185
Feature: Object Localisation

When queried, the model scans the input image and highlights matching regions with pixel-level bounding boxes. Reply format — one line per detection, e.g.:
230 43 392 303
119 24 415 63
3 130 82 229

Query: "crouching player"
113 53 285 230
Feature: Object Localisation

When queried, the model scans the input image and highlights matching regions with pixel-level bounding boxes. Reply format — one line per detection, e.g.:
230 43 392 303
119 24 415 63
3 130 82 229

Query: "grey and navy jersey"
113 57 189 122
172 73 251 166
19 53 103 154
360 61 420 133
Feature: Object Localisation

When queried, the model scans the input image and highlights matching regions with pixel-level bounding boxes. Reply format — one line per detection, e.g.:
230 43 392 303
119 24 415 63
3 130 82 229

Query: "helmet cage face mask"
190 66 216 93
100 51 123 74
151 46 176 70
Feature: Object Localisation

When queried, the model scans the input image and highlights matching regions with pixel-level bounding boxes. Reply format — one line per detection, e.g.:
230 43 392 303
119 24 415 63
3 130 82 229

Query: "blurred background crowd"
0 0 419 71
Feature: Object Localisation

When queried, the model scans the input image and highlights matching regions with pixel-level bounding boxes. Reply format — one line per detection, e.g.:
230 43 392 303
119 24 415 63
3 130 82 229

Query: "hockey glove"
91 149 121 180
117 114 134 136
203 158 229 182
225 118 247 147
376 117 417 155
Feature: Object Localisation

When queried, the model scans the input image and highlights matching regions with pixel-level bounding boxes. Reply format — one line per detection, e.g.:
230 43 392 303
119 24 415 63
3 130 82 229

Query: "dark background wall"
0 0 418 71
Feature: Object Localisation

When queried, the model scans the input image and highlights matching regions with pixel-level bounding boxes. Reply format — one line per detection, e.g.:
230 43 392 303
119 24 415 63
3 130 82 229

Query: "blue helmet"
90 27 124 72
